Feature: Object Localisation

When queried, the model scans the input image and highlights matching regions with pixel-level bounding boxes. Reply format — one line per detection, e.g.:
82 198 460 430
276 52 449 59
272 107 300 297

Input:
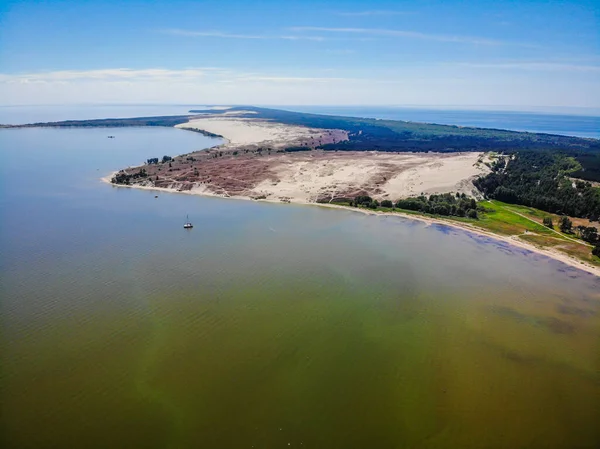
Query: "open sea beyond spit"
1 106 599 448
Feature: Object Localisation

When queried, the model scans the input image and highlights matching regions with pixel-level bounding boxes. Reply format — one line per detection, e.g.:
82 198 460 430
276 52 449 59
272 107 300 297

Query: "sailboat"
183 215 193 229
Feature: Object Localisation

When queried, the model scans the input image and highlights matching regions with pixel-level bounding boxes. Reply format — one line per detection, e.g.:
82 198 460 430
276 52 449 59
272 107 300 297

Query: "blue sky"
0 0 598 109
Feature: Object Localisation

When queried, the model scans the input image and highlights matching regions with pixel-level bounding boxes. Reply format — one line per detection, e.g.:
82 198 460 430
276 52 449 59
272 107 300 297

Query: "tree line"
348 192 480 219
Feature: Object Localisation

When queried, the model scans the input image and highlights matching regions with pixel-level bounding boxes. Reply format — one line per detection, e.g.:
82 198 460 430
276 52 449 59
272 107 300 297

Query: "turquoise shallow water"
1 124 600 448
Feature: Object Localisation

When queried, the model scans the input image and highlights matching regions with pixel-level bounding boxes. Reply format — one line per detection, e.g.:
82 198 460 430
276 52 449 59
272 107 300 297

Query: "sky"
0 0 599 110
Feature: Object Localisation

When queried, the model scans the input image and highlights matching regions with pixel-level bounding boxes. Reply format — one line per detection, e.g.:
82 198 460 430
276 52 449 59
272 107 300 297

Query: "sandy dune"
173 116 488 202
382 153 488 197
251 152 488 202
177 117 335 147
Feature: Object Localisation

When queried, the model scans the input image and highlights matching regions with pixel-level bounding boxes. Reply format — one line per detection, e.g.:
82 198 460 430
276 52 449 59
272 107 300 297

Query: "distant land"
6 105 599 152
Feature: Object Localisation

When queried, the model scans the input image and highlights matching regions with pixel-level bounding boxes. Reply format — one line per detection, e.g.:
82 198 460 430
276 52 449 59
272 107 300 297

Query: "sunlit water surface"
1 123 599 449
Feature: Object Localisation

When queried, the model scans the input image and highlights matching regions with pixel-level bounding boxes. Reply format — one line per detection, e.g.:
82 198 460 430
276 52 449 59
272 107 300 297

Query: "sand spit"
147 117 489 202
104 116 600 278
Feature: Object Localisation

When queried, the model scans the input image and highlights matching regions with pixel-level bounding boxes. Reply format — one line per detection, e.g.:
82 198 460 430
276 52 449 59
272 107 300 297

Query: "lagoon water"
1 112 600 448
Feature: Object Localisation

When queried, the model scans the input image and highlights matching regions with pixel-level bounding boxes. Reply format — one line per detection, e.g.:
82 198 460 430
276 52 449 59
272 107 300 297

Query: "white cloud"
0 68 355 85
0 66 597 108
289 26 534 46
162 26 519 46
0 68 222 83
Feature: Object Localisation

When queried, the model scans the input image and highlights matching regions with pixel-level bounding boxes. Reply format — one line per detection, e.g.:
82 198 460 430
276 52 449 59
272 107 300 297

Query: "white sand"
250 152 488 202
191 110 258 117
251 156 380 202
177 117 324 147
382 152 487 197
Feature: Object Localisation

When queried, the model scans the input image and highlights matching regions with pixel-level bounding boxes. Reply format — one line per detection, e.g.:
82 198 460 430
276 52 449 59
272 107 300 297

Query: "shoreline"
101 173 600 278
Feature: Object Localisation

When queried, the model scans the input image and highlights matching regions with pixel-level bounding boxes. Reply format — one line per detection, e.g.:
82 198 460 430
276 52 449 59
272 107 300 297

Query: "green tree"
543 216 553 229
559 216 573 233
593 245 600 258
380 200 393 208
580 226 598 244
354 195 373 206
433 204 450 215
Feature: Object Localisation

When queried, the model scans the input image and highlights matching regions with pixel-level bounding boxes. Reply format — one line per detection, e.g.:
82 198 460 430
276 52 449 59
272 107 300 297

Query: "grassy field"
475 201 555 236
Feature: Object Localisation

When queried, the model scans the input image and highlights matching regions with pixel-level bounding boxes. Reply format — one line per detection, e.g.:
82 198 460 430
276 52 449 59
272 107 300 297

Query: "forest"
474 152 600 221
569 152 600 182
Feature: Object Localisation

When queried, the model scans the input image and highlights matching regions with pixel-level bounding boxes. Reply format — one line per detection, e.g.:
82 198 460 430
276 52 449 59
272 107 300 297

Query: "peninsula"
8 106 600 273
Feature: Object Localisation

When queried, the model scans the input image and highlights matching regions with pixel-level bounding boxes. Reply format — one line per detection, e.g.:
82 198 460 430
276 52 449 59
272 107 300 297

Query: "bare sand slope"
382 153 488 198
177 117 341 148
251 152 488 202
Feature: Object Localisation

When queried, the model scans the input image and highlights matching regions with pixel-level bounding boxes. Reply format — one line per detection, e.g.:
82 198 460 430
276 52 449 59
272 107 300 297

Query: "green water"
1 127 599 448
